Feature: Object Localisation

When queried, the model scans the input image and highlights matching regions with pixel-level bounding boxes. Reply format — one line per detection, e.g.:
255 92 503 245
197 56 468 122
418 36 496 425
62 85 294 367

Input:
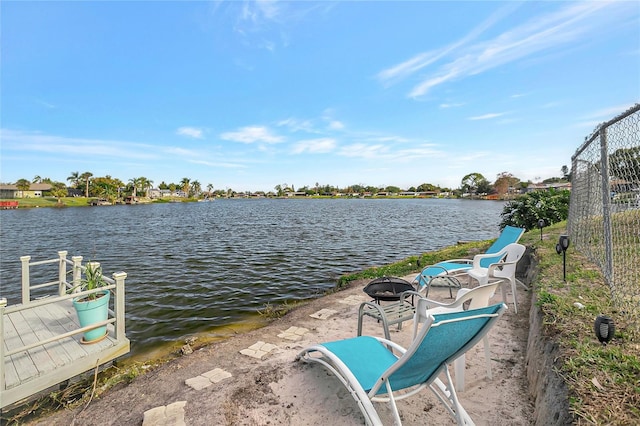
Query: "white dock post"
57 251 68 296
113 272 127 340
71 256 83 293
20 256 31 304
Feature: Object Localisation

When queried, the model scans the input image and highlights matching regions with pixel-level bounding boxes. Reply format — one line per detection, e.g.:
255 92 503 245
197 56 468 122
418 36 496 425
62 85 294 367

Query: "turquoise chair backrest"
479 225 524 268
382 304 504 393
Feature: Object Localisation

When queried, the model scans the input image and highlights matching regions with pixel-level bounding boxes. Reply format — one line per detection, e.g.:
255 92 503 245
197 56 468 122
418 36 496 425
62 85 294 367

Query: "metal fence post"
599 127 614 289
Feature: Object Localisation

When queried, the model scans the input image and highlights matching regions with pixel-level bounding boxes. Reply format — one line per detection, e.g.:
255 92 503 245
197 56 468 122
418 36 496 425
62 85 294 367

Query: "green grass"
1 197 92 208
522 222 640 424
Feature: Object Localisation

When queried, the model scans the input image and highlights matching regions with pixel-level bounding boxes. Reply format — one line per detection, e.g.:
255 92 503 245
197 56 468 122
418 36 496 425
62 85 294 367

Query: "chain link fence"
568 103 640 337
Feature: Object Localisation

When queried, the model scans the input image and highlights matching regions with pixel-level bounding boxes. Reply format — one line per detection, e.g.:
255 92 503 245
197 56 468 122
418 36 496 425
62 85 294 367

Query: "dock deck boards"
2 299 129 408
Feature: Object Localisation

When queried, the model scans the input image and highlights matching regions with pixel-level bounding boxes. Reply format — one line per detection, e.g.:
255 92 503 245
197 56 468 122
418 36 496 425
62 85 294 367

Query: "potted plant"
71 262 111 344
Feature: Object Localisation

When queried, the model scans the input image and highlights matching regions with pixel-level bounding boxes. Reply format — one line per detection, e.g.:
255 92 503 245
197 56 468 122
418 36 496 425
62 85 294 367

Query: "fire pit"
363 276 415 304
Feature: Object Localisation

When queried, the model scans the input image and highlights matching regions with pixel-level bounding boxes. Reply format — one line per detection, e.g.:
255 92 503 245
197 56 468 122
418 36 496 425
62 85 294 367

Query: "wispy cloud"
379 1 627 98
573 103 639 130
291 138 336 154
583 104 637 120
277 118 317 133
232 0 335 50
220 125 284 143
35 98 56 109
439 102 465 109
377 1 522 87
468 112 506 120
176 127 204 139
328 120 344 130
0 129 157 160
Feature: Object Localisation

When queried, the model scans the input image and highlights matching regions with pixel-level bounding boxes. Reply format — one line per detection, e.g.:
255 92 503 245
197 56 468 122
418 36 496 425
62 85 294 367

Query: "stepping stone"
142 400 187 426
277 326 309 341
309 308 337 320
239 341 278 359
339 295 366 305
185 368 232 390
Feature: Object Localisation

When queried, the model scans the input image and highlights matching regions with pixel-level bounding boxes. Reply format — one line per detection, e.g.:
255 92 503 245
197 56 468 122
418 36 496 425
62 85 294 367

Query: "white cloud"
377 2 521 86
176 127 204 139
583 104 638 121
220 126 284 143
328 120 344 130
277 118 317 133
439 102 465 109
338 143 389 159
468 112 506 120
379 1 626 98
0 129 156 159
292 138 336 154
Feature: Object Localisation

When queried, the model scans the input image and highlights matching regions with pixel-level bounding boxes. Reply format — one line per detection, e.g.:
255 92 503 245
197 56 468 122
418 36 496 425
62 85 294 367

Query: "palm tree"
190 180 201 197
80 172 93 198
140 177 153 197
128 177 140 197
50 182 68 204
180 177 190 197
67 171 81 190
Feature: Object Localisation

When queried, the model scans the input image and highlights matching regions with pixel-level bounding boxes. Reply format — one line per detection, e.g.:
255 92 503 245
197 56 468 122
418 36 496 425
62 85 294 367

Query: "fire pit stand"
362 276 416 304
358 277 418 340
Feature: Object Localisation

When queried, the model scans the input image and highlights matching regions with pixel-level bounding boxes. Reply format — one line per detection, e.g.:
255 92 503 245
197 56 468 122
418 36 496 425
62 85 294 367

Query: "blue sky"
1 1 639 192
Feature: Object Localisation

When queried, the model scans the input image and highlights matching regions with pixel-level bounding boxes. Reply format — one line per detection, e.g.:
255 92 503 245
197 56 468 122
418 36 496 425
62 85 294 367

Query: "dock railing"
1 251 128 404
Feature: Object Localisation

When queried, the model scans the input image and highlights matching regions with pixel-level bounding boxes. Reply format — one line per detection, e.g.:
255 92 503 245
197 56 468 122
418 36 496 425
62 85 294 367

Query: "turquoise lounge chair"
414 225 525 297
297 303 507 426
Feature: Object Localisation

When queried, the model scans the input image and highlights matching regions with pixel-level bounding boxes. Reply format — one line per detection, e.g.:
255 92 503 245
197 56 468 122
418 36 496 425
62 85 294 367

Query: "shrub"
499 189 570 231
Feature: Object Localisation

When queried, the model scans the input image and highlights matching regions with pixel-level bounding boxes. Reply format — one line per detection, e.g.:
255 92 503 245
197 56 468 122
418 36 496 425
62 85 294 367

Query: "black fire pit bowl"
363 277 415 302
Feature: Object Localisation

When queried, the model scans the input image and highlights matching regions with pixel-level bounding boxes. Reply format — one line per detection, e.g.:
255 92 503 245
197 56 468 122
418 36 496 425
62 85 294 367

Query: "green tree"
50 182 68 204
461 173 489 197
15 178 31 197
15 178 31 191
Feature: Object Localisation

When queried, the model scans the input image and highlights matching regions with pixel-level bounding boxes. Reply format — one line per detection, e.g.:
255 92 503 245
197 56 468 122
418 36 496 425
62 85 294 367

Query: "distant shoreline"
0 195 506 209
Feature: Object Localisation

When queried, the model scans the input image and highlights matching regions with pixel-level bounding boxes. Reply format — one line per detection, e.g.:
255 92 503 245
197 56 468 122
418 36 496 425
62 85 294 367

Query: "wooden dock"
1 252 130 409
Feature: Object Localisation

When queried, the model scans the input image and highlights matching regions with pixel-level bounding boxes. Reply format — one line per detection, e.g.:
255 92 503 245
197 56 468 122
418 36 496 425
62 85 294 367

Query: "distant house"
525 182 572 193
610 179 636 193
0 183 53 199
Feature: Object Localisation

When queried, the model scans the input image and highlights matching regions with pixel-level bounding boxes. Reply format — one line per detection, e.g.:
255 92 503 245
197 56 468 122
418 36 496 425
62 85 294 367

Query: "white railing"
0 251 127 395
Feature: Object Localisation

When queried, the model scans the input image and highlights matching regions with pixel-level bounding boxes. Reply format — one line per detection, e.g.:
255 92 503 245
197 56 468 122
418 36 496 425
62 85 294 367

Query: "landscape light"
556 235 570 281
537 219 545 241
594 315 615 345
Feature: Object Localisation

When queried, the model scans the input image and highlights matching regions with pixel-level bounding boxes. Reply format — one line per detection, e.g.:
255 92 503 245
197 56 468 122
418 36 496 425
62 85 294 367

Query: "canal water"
0 198 504 358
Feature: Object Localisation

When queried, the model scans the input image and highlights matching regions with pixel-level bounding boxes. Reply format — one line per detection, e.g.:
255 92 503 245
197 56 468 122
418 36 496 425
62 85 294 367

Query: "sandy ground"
30 275 534 425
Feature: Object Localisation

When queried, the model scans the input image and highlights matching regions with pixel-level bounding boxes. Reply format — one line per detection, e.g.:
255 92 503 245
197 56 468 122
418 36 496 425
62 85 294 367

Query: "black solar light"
555 235 570 281
594 315 615 345
537 219 545 241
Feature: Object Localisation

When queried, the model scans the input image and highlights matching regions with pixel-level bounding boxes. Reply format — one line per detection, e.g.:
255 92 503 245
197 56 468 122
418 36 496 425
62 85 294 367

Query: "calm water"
0 198 504 357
